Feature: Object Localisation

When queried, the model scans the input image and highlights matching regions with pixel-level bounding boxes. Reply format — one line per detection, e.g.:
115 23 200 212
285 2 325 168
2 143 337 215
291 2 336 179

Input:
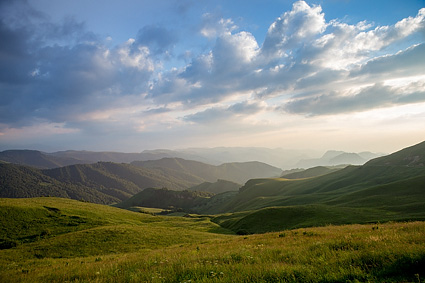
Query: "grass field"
1 197 424 282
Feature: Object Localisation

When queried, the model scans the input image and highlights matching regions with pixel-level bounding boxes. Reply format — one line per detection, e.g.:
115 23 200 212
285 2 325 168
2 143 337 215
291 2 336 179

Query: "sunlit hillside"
1 197 424 282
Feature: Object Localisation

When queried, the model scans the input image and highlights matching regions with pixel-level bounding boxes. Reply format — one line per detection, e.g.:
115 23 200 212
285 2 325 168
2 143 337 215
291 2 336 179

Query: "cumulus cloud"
1 0 425 140
283 81 425 116
0 39 154 126
199 13 237 38
303 8 425 70
136 25 178 55
212 31 259 74
183 101 265 124
351 43 425 79
0 2 154 128
261 0 326 59
148 2 425 119
116 39 154 71
148 28 260 105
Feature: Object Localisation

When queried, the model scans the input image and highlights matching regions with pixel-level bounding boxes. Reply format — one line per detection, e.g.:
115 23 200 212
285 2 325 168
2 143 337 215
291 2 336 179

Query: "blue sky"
0 0 424 153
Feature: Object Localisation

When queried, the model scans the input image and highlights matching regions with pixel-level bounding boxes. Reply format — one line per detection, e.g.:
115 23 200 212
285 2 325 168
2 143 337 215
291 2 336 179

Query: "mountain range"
208 141 425 232
1 140 424 234
0 158 280 204
281 165 346 179
114 140 425 233
131 158 282 184
0 163 119 204
295 150 385 168
0 147 383 170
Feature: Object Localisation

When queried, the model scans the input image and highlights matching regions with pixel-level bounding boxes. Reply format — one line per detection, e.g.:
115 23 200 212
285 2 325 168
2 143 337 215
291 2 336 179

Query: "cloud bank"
0 0 424 150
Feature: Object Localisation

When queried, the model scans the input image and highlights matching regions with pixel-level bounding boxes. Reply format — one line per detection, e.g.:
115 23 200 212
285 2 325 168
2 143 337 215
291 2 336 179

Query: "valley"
1 141 424 282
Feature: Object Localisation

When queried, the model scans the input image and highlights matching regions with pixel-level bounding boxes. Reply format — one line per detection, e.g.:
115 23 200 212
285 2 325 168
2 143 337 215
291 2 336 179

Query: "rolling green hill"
115 180 242 213
1 161 204 204
132 158 283 184
188 179 241 194
212 173 425 233
115 188 213 211
43 162 194 200
0 197 230 257
216 163 425 213
2 141 425 237
364 140 425 166
0 157 281 206
116 141 425 221
201 141 425 233
281 165 345 179
0 197 424 282
212 205 388 234
0 163 118 204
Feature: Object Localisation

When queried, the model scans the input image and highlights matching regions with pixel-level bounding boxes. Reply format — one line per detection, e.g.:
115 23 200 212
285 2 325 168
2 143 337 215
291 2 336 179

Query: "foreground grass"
1 198 424 282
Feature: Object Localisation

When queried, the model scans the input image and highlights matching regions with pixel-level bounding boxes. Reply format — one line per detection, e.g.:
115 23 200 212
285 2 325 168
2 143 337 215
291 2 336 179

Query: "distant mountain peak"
321 150 346 160
296 150 382 169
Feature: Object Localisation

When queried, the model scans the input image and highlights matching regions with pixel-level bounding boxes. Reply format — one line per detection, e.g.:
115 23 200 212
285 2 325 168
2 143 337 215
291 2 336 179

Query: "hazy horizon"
1 1 424 154
0 144 388 156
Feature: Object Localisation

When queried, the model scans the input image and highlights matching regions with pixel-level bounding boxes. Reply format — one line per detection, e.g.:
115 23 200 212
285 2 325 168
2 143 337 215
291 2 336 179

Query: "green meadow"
1 197 424 282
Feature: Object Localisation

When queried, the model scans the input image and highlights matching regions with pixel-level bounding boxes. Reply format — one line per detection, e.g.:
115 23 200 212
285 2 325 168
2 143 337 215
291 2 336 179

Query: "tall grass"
0 202 425 282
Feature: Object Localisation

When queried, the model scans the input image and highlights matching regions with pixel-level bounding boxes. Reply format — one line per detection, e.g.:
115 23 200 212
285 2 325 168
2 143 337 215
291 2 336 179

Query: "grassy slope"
0 197 424 282
281 166 344 179
188 179 241 194
1 155 280 207
206 141 425 235
115 188 213 210
0 163 119 204
44 162 194 195
0 198 231 257
365 140 425 166
216 165 425 213
2 162 205 205
193 191 239 214
1 160 210 206
207 163 425 233
212 205 391 234
115 180 241 214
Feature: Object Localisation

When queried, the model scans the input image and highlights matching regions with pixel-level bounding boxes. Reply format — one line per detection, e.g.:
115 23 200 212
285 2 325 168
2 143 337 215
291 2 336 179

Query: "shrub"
0 238 18 249
236 229 249 235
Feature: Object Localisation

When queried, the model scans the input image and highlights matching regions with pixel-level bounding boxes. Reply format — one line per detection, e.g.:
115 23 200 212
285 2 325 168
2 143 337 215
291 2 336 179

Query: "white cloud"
351 9 425 52
212 31 259 73
200 13 237 38
261 0 326 59
351 43 425 79
307 8 425 70
183 101 265 124
149 28 260 105
283 80 425 116
116 40 154 71
1 0 425 151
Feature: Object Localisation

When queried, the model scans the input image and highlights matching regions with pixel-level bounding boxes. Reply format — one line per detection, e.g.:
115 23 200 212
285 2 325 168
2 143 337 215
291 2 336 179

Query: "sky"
0 0 424 154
